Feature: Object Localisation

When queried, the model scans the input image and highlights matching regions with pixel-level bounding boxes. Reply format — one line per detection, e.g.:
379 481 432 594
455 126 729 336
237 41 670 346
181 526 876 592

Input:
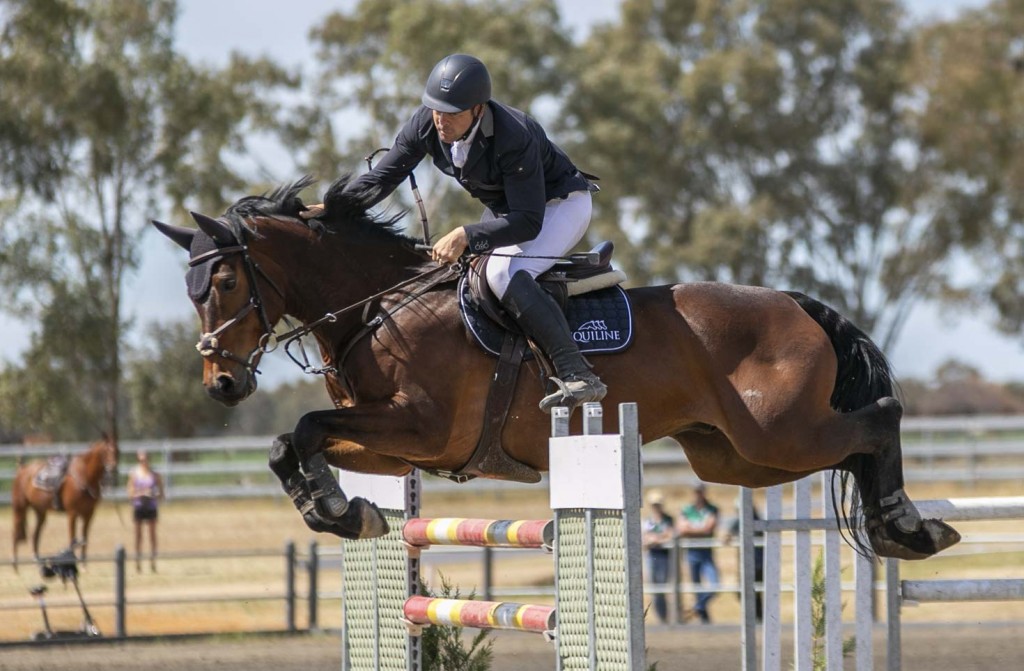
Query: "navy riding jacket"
346 101 592 253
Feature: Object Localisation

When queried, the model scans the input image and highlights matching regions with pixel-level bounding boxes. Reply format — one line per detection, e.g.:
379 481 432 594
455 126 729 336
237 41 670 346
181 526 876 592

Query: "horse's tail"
784 291 895 407
785 290 896 555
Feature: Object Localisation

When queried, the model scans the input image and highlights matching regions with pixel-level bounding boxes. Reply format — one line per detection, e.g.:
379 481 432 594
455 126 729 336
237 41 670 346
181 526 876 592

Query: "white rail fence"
740 475 1024 671
2 414 1023 504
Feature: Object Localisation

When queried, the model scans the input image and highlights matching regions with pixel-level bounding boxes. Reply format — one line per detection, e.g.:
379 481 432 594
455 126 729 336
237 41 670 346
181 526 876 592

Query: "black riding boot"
501 270 607 412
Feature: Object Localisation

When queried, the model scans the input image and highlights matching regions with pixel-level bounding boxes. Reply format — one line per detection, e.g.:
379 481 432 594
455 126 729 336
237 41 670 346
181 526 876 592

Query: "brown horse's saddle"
430 243 632 486
33 456 69 510
33 456 68 492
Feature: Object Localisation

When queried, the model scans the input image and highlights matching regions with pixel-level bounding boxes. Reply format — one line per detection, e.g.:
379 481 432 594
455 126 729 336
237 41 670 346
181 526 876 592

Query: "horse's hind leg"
268 433 388 540
839 397 960 560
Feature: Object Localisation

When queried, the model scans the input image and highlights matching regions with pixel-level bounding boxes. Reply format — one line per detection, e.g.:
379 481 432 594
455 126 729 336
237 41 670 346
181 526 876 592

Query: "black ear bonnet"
186 227 234 302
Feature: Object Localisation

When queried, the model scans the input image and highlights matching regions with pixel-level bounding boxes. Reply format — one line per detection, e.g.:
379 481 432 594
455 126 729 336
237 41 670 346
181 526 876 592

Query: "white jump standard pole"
549 402 646 671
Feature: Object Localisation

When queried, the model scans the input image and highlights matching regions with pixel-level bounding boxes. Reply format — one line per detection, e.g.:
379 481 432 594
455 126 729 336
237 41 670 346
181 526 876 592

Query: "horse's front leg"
67 513 79 559
288 401 436 540
269 433 370 540
268 430 411 540
32 508 47 559
79 512 94 564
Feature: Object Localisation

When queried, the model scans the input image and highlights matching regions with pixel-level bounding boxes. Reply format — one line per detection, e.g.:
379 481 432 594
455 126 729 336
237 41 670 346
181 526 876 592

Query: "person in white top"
127 450 164 572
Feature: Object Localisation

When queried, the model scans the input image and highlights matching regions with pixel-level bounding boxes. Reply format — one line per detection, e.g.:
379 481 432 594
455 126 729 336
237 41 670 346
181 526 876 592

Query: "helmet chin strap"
464 105 484 136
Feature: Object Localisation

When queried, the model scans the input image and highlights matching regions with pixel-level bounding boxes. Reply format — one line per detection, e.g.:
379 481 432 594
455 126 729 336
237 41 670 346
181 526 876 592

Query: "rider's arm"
462 139 546 253
345 108 431 208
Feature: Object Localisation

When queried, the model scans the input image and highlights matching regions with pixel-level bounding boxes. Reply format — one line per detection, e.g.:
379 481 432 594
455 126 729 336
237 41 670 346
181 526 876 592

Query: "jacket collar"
458 103 494 175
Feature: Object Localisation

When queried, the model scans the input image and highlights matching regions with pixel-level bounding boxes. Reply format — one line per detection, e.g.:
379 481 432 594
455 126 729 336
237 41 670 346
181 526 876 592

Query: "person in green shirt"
676 483 719 623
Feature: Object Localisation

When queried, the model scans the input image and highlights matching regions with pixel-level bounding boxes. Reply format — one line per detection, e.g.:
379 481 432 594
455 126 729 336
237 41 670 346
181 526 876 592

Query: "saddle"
33 456 69 511
430 242 633 485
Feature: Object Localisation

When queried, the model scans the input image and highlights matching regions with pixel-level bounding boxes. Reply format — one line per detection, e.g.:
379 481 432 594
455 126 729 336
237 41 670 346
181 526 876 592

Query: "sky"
4 0 1020 389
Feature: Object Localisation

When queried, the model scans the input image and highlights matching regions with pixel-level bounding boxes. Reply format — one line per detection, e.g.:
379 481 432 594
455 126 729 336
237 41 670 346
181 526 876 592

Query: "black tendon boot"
501 270 607 412
269 436 345 535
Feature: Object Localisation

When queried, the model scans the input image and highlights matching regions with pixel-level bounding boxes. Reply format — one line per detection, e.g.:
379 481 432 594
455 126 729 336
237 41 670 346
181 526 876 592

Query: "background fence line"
3 414 1024 503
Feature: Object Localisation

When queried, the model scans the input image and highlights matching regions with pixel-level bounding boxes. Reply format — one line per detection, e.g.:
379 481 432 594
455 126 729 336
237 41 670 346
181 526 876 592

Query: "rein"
194 221 462 379
279 263 461 376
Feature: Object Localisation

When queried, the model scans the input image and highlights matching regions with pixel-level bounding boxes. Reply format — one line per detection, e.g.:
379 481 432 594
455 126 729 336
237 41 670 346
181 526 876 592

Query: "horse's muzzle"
206 371 257 406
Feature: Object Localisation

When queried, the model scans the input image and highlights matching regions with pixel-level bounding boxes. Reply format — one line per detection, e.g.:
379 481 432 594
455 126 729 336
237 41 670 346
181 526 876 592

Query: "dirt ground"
1 623 1023 670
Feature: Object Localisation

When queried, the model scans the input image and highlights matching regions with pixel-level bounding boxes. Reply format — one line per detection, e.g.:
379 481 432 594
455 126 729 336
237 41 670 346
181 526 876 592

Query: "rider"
345 53 606 412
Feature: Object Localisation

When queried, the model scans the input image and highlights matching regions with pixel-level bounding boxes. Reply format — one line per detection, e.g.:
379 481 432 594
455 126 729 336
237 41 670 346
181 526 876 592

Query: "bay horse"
11 437 118 569
152 176 959 561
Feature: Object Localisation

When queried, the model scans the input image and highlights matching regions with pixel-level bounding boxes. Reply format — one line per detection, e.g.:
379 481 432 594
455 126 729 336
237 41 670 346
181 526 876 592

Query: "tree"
231 377 334 436
901 360 1024 416
905 0 1024 335
123 320 235 438
561 0 956 350
0 0 298 441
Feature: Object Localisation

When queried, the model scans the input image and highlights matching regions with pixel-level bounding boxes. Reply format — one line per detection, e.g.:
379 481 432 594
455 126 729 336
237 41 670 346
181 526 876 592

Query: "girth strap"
427 332 542 484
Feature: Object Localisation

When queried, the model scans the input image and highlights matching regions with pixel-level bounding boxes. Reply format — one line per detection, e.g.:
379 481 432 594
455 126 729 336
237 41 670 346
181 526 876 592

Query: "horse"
151 176 959 561
11 437 119 569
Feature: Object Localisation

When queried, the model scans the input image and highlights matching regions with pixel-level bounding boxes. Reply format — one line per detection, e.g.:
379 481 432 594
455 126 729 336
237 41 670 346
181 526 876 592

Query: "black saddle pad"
458 276 633 358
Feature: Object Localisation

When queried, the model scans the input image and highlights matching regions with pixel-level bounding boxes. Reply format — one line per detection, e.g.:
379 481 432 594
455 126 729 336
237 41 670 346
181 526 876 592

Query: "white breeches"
484 190 593 299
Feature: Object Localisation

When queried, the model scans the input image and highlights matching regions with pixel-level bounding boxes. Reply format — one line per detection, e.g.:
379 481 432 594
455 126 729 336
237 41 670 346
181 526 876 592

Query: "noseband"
188 227 284 378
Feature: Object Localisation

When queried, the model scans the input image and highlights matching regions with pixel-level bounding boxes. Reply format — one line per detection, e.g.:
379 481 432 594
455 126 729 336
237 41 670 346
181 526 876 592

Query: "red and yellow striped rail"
402 518 554 549
403 596 556 634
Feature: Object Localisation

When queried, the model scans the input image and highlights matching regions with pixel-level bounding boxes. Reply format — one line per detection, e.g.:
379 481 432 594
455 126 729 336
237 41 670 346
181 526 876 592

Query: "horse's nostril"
215 374 235 393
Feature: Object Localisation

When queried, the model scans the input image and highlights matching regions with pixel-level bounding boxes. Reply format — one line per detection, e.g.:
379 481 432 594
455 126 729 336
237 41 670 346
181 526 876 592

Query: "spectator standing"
676 483 719 623
127 450 164 572
642 489 676 624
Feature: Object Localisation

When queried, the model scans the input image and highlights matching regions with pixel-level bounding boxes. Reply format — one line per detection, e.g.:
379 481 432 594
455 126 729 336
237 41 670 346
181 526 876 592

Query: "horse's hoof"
301 510 361 539
302 497 390 540
870 518 961 560
346 497 390 539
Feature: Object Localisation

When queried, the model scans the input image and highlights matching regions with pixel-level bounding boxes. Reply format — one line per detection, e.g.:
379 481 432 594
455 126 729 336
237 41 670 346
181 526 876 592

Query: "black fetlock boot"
304 452 350 519
269 436 348 535
501 270 607 413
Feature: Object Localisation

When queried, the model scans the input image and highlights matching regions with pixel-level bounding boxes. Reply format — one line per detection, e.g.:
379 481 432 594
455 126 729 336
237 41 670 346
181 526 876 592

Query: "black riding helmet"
422 54 491 113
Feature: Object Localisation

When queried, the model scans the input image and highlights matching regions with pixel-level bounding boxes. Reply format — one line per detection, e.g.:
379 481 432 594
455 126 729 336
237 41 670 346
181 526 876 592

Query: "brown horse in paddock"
11 437 118 569
152 176 959 561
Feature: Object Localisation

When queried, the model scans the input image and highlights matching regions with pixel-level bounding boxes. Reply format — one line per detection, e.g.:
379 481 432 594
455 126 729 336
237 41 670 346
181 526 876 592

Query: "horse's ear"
151 220 194 251
190 211 236 245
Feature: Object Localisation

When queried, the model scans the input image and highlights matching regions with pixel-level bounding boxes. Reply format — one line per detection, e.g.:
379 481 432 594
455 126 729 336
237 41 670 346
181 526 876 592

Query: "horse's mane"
223 175 412 246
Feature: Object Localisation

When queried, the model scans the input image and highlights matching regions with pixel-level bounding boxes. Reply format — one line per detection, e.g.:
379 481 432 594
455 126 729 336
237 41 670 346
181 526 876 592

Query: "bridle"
191 219 460 379
189 225 284 379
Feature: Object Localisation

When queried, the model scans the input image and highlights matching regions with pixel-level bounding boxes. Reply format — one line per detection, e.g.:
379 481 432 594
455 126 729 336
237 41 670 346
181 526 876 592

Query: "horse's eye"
222 277 237 291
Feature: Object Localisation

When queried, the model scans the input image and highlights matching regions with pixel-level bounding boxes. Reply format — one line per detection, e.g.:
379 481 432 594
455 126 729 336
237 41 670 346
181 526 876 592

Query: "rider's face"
432 106 480 144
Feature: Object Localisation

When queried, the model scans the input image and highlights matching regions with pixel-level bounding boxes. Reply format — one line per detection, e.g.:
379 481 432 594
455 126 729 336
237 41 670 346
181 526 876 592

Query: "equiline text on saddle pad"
458 277 634 357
